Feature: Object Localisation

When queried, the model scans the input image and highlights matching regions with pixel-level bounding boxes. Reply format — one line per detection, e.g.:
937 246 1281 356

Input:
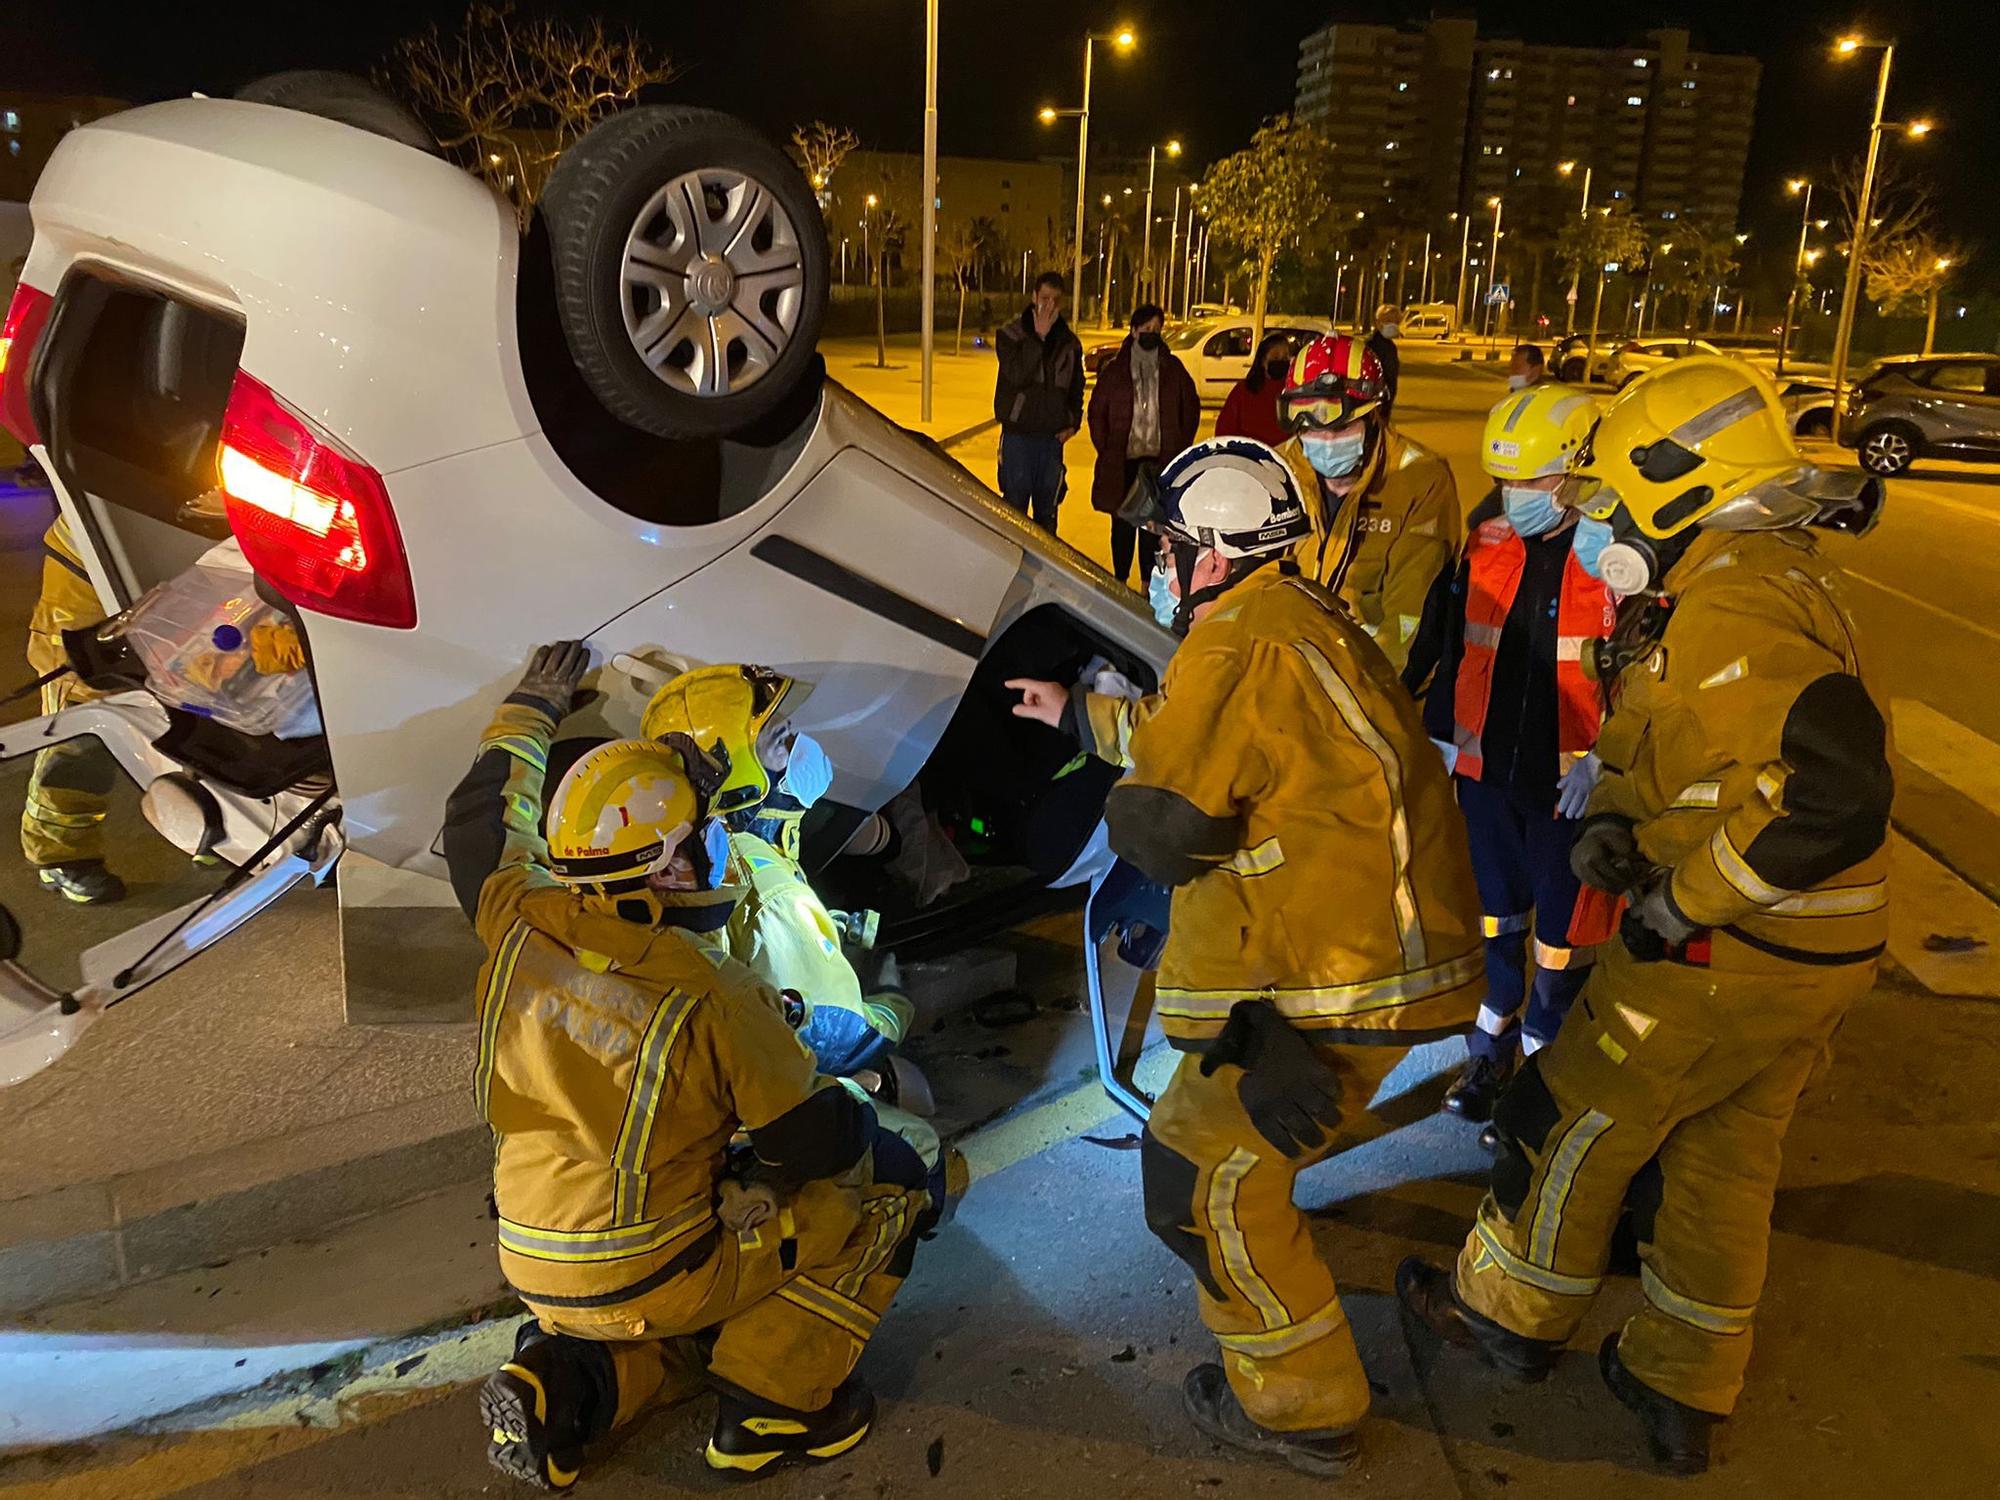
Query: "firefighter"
1401 385 1618 1129
1396 358 1894 1475
638 665 925 1110
21 516 123 903
442 643 932 1485
1275 333 1461 674
1009 437 1483 1476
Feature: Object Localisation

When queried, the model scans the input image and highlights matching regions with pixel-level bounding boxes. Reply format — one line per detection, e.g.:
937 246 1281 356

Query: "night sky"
8 1 1998 248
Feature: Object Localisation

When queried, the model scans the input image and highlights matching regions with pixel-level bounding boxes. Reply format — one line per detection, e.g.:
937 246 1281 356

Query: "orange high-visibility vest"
1450 517 1615 783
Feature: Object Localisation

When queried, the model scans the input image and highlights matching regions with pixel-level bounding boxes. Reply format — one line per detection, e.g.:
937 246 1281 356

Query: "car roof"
1874 351 1995 365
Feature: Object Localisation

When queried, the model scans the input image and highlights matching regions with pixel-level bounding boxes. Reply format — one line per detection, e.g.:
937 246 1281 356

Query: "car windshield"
1167 324 1214 351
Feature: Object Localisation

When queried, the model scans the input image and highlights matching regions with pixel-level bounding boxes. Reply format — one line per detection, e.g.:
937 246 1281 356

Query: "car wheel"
1560 357 1587 383
1858 421 1919 476
1795 409 1833 439
1616 372 1639 390
541 107 828 440
233 71 438 154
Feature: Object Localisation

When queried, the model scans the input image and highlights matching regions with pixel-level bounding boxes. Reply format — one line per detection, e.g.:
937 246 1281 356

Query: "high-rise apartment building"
1295 19 1758 238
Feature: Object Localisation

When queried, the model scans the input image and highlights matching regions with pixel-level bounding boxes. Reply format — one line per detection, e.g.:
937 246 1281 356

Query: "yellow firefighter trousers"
1453 943 1855 1416
530 1175 926 1427
23 524 115 871
1143 1042 1407 1434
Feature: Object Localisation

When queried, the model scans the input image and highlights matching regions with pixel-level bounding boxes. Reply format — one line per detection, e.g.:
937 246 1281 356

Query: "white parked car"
1163 314 1332 403
0 81 1171 1082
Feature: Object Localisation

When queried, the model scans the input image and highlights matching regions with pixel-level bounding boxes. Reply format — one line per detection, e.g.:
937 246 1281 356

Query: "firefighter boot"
1181 1363 1359 1479
1395 1257 1562 1382
481 1321 614 1491
705 1376 876 1475
37 860 126 906
1600 1333 1720 1477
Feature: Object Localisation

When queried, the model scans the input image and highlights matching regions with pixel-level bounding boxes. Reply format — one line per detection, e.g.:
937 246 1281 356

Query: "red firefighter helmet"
1280 334 1387 433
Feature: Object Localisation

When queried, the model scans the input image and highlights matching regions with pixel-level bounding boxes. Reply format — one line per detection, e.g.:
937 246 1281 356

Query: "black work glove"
512 640 591 719
1200 1000 1343 1159
1620 876 1700 964
1570 813 1646 894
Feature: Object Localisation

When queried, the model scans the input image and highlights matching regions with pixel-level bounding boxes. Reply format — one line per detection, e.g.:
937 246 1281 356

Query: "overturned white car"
0 80 1170 1085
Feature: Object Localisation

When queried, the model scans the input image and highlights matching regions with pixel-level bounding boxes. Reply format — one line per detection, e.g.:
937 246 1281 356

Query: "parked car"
1839 353 2000 477
0 83 1171 1079
1401 304 1457 340
1780 379 1835 438
1164 314 1332 403
1606 337 1725 389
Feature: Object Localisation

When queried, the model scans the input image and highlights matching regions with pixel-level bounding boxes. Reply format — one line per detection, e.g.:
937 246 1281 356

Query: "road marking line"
1848 570 2000 648
1893 699 2000 814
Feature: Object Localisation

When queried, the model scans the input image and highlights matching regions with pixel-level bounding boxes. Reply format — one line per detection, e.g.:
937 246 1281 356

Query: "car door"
1916 362 2000 457
1198 325 1254 399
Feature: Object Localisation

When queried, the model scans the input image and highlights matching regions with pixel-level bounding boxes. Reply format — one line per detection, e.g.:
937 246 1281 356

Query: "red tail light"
217 372 416 630
0 282 54 447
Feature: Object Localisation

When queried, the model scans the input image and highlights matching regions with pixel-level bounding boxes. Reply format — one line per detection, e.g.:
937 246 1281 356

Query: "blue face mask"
1571 516 1614 579
699 818 732 889
777 732 833 810
1300 429 1367 479
1148 565 1178 629
1502 485 1563 538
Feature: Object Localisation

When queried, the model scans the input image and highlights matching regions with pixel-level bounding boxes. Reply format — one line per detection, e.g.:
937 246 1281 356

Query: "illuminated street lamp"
1452 210 1473 329
1484 196 1505 342
1558 160 1594 333
1778 177 1818 375
1142 138 1181 299
1040 25 1137 329
1828 35 1935 409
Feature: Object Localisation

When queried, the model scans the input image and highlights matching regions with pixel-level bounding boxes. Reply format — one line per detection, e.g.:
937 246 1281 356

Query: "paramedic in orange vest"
1403 384 1616 1127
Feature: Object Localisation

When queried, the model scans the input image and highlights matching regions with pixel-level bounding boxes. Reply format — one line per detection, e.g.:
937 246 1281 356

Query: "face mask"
1571 516 1614 579
778 732 832 810
1149 564 1178 629
1507 374 1529 391
1502 485 1563 538
1300 429 1367 479
1264 358 1289 380
1136 330 1162 351
699 817 733 889
1380 323 1401 339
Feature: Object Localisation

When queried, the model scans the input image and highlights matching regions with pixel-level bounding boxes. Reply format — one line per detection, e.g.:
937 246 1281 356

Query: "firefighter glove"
1571 813 1645 893
513 641 591 718
1200 1000 1344 1159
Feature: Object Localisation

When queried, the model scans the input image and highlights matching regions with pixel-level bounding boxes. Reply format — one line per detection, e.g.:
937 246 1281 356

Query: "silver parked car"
1842 353 2000 476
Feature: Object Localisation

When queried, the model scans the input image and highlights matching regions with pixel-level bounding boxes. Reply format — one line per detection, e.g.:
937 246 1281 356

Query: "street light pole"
1559 161 1592 334
1069 35 1095 324
1489 197 1505 343
1778 179 1814 377
1163 187 1181 316
1419 229 1433 304
1142 143 1158 298
1453 212 1472 331
1830 39 1894 411
919 0 939 423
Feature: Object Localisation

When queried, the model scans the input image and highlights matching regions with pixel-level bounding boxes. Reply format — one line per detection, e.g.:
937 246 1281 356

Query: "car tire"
540 106 828 441
233 71 438 154
1857 420 1920 477
1795 409 1833 439
1560 357 1587 383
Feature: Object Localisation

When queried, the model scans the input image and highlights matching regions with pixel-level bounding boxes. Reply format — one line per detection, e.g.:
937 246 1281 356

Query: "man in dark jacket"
993 271 1085 532
1367 303 1403 414
1088 303 1199 586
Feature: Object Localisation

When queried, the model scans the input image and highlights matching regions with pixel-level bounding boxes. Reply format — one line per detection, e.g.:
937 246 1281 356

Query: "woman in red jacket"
1088 304 1200 587
1214 333 1295 447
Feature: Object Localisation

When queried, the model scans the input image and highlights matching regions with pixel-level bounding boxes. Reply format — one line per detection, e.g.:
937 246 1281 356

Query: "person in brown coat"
1088 303 1199 587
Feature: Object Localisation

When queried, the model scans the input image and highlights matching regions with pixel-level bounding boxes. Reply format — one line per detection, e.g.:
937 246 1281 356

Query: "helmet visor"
1280 386 1383 433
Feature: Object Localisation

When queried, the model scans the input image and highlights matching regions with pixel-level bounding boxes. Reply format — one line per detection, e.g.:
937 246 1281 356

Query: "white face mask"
1380 323 1401 339
1507 374 1529 391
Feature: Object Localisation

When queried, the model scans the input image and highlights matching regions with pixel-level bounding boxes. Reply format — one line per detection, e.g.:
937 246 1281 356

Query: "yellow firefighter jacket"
1589 527 1893 973
445 700 874 1307
1279 426 1461 674
1080 566 1484 1047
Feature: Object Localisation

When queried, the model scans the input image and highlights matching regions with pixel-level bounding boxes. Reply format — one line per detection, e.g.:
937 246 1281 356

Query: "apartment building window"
1397 81 1409 92
1626 95 1644 106
1 110 17 132
1634 58 1649 68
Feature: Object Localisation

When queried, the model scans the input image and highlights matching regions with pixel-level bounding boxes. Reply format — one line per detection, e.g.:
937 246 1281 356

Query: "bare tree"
790 121 858 201
942 222 984 355
381 3 676 227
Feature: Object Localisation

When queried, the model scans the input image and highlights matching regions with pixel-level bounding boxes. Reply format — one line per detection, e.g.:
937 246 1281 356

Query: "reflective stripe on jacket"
1280 428 1461 675
1586 528 1893 971
1083 567 1483 1046
1451 516 1615 780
